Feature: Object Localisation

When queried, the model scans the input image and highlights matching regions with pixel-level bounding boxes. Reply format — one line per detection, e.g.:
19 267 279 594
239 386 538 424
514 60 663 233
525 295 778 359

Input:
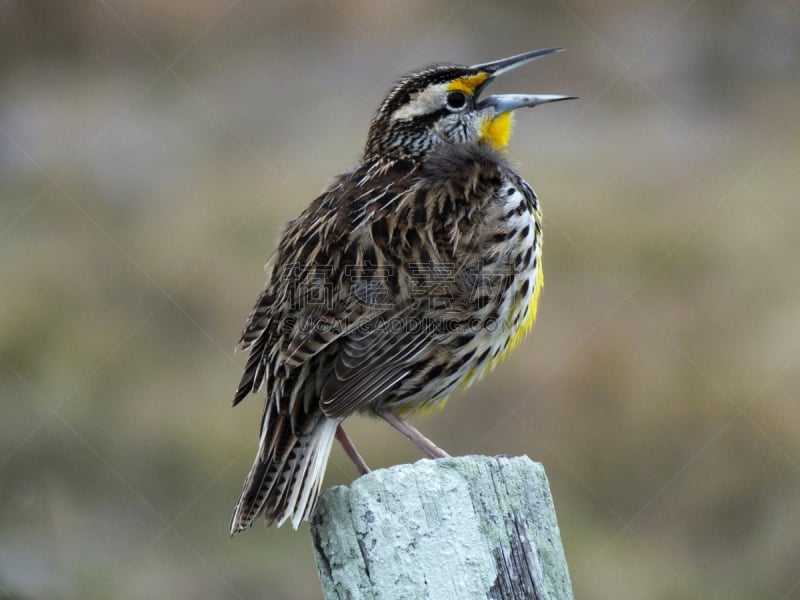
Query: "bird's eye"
446 91 468 111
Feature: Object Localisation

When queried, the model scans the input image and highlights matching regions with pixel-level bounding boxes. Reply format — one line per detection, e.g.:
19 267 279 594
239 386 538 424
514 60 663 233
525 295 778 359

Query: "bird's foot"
379 411 451 459
335 425 371 475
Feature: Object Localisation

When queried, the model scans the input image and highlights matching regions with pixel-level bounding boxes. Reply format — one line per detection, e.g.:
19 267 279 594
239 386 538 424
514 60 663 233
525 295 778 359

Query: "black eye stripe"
406 108 450 127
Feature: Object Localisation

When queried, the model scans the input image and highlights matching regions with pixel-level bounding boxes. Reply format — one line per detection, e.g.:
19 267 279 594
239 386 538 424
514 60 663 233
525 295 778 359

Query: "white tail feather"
280 418 339 529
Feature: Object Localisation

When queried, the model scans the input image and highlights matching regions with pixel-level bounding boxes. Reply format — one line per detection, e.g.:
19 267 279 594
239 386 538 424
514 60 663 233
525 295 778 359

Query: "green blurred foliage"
2 1 799 599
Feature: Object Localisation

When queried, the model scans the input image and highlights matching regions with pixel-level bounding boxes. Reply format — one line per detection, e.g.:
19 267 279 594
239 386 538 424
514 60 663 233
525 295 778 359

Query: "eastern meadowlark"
230 48 574 533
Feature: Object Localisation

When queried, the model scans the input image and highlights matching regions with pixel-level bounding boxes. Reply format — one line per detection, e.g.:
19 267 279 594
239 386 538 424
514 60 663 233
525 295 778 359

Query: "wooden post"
310 455 574 599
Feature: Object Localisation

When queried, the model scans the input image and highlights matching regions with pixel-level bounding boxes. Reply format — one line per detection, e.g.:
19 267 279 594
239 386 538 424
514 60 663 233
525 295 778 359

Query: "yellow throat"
480 112 514 150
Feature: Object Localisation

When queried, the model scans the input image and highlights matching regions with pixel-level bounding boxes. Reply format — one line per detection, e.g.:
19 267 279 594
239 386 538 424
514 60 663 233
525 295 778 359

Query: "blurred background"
1 1 799 598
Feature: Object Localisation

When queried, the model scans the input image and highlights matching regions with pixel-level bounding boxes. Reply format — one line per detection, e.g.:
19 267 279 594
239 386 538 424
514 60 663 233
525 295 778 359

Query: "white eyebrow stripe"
391 84 447 121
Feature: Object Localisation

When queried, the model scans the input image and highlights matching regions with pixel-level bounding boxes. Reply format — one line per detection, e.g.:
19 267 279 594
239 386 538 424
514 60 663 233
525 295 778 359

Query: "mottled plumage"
230 48 573 533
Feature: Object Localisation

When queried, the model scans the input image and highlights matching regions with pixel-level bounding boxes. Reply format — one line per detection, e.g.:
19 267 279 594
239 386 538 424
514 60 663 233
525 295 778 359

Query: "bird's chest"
374 172 542 414
461 182 541 378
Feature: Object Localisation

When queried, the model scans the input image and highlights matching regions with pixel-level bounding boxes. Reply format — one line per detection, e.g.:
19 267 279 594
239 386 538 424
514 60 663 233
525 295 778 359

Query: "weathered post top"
311 455 574 600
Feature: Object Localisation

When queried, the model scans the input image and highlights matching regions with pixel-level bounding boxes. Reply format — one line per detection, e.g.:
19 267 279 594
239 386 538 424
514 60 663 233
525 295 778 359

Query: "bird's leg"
335 425 371 475
379 411 451 459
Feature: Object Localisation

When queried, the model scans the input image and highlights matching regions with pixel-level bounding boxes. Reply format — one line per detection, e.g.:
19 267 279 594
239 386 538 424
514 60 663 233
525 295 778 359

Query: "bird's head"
364 48 575 162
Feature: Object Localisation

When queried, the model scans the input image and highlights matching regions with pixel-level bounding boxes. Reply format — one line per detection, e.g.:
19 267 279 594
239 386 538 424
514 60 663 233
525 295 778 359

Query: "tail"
230 410 339 533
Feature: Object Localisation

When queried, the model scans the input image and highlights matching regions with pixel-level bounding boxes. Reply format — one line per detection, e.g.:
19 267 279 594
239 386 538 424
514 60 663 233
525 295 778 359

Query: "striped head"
364 48 575 161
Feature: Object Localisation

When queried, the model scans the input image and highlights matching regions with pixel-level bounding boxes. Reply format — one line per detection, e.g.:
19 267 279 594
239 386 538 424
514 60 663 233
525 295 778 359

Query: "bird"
229 48 574 533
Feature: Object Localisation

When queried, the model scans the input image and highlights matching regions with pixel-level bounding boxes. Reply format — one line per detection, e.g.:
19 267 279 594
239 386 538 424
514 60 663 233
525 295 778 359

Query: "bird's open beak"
472 48 577 113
